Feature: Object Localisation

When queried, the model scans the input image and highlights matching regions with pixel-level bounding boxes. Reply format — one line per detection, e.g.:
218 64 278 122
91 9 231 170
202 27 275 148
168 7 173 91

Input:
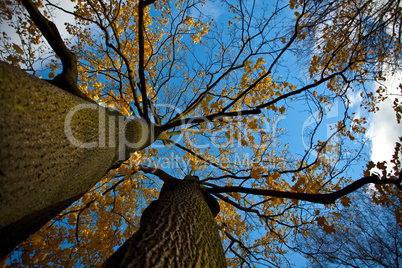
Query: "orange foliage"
1 0 401 267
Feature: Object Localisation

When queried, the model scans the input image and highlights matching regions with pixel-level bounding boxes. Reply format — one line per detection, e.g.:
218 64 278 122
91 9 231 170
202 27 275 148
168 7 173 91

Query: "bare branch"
207 174 401 204
160 108 261 131
170 140 235 175
84 0 143 115
20 0 91 100
138 165 177 183
137 0 156 121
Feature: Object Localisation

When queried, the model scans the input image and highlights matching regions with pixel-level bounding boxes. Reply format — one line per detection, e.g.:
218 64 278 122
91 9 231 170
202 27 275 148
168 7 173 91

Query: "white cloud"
47 1 76 39
348 90 363 108
366 73 402 165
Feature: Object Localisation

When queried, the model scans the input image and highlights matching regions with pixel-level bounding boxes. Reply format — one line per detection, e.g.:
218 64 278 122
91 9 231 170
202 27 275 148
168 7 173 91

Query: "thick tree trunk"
102 178 227 267
0 62 155 258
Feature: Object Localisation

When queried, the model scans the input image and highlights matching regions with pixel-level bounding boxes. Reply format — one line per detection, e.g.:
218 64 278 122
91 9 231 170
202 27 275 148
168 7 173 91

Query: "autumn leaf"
315 216 326 226
340 196 351 207
323 224 336 234
2 0 402 267
6 54 20 65
12 43 24 54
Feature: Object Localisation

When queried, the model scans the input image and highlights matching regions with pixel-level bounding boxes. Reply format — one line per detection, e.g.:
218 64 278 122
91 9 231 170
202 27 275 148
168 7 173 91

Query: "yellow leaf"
12 43 24 54
68 213 76 225
21 252 30 266
376 161 386 170
232 192 241 200
289 0 295 9
31 233 44 246
6 54 19 65
250 169 261 179
340 196 351 207
241 138 248 146
323 224 336 234
315 216 326 226
364 161 375 176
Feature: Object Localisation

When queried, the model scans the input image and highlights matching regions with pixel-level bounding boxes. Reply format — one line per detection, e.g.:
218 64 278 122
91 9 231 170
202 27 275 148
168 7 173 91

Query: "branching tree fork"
0 0 401 267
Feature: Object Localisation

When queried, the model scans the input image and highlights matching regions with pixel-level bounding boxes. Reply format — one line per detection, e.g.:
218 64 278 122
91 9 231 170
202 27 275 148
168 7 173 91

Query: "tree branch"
137 0 156 121
160 108 261 131
83 0 144 114
206 174 401 204
138 164 176 183
170 140 235 175
220 2 307 113
20 0 90 100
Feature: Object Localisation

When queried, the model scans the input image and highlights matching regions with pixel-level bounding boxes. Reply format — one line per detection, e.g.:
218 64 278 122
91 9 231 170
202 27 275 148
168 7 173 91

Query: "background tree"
296 189 402 268
0 0 401 267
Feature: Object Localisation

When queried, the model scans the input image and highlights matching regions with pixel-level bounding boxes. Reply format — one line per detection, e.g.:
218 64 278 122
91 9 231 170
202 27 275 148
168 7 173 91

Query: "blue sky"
3 0 401 267
8 0 398 173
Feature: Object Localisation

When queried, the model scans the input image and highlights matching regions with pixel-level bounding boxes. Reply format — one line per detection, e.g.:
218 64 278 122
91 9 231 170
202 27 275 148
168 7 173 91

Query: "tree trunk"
102 178 227 267
0 61 155 258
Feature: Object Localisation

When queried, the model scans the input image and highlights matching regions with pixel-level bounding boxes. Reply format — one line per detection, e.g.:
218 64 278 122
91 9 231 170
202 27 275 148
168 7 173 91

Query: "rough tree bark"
102 176 227 268
0 62 156 258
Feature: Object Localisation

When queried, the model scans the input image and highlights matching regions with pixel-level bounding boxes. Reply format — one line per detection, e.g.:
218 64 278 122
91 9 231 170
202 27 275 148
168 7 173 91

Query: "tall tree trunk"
102 177 227 267
0 62 155 258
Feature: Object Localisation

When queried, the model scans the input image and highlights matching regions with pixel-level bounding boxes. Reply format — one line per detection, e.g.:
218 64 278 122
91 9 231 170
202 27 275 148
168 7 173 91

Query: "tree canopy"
0 0 401 267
